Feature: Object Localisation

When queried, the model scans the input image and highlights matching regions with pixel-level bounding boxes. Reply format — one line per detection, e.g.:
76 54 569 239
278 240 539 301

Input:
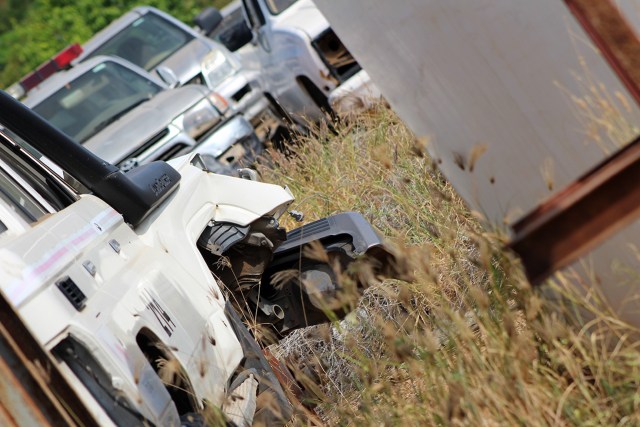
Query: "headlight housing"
201 49 240 88
175 97 221 139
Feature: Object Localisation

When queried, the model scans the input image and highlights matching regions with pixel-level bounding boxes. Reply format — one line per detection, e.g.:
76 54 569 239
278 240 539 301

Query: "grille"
56 276 86 311
312 29 361 83
126 128 170 160
286 217 331 241
232 84 251 102
157 143 189 161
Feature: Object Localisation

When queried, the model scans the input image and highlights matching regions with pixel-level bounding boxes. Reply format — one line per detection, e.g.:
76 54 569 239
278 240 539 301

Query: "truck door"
242 0 271 52
242 0 288 97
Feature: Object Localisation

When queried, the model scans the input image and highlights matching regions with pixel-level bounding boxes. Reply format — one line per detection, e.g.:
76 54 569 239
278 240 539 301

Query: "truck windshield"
265 0 299 15
84 13 194 71
32 61 162 144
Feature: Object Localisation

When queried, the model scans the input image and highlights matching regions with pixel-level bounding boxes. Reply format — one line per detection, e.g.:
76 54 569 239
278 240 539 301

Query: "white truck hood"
156 37 215 85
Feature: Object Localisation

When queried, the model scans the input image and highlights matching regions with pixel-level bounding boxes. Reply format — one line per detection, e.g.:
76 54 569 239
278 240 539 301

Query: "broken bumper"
276 211 385 256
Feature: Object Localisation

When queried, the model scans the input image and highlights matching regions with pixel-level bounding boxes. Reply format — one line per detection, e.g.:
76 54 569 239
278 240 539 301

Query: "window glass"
265 0 298 15
85 13 193 70
211 8 244 39
0 130 75 213
32 61 162 143
0 163 49 224
209 8 252 52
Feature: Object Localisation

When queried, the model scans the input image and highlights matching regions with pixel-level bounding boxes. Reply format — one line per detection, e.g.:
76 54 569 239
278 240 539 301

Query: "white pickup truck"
206 0 380 122
73 6 274 128
22 55 260 173
0 88 398 425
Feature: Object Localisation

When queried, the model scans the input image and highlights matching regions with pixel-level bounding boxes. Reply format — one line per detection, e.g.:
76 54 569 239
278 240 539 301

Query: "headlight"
201 49 240 88
176 98 221 139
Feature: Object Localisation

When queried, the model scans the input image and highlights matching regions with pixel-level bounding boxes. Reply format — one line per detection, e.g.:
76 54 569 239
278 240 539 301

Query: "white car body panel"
328 69 381 115
0 150 293 423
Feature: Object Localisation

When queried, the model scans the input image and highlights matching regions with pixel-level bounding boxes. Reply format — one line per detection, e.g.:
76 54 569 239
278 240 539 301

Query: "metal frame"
509 135 640 285
0 292 98 426
509 0 640 285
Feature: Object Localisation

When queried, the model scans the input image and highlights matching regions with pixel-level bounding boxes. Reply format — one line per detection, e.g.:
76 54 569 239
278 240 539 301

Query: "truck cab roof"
75 6 239 87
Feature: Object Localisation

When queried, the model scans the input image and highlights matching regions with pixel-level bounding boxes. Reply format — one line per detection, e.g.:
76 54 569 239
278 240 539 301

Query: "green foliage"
0 0 33 33
0 0 231 88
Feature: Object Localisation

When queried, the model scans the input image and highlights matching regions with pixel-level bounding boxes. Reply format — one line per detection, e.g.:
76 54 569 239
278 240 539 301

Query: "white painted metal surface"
1 151 293 423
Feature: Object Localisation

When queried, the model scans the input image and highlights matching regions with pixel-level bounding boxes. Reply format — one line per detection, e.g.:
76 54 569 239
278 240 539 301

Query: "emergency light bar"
6 43 83 99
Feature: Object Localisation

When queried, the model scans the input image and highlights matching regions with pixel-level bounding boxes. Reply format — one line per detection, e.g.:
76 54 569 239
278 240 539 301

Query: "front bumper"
194 115 263 167
275 211 385 256
328 69 382 115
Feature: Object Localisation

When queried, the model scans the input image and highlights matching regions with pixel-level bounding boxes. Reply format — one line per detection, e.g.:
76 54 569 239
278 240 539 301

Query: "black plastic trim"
276 212 384 256
0 91 181 227
56 276 86 311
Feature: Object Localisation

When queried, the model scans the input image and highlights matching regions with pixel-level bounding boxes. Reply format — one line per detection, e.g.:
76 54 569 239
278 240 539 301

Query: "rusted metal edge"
509 134 640 285
508 0 640 285
0 291 98 426
564 0 640 106
262 349 324 426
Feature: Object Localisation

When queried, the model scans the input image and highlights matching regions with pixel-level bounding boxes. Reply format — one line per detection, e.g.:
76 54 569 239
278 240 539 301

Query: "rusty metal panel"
0 336 54 427
314 0 640 325
505 1 640 286
0 292 98 426
564 0 640 107
509 134 640 285
315 0 640 225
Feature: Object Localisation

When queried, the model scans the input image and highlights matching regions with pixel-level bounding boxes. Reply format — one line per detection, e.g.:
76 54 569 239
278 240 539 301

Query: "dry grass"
255 104 640 426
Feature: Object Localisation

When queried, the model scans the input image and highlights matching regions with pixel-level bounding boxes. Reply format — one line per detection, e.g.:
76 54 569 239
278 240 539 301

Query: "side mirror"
218 21 254 52
155 66 179 88
194 7 224 35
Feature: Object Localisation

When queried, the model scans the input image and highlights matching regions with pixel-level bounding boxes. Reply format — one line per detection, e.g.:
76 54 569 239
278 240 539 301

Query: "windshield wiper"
90 98 150 135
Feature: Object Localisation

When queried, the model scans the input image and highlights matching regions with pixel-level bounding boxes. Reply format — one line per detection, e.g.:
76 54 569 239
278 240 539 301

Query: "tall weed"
258 104 640 426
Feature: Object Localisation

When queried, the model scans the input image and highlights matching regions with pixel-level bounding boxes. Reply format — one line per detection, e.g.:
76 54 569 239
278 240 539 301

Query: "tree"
0 0 230 88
